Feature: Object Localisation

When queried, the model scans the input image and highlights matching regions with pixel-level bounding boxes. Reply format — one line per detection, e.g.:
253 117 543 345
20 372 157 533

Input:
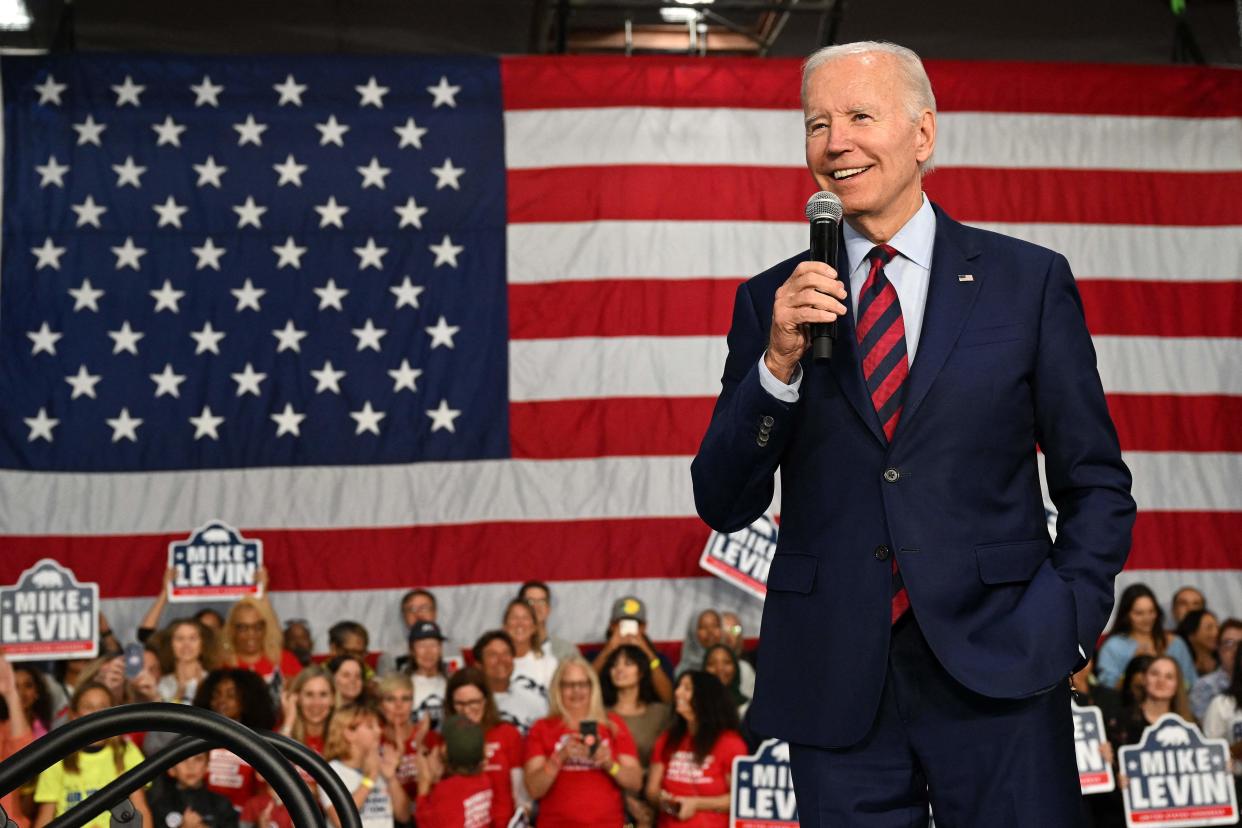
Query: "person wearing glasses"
377 672 427 805
524 657 642 827
518 581 581 661
221 597 303 689
1190 618 1242 721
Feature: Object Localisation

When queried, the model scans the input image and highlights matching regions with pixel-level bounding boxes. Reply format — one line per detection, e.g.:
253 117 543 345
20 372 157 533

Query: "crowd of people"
1 573 1238 827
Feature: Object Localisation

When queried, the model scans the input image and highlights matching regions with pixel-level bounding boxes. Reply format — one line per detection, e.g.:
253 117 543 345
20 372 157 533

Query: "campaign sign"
701 515 778 599
731 739 798 828
1074 704 1116 794
1119 713 1238 826
168 521 263 601
0 559 98 661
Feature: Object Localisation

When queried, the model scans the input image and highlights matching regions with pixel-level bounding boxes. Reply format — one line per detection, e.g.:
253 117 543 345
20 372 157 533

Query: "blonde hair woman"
278 665 335 754
523 656 642 827
319 704 410 828
221 597 302 686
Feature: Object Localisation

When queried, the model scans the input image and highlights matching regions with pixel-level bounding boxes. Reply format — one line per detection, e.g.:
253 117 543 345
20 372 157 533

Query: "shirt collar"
843 193 936 274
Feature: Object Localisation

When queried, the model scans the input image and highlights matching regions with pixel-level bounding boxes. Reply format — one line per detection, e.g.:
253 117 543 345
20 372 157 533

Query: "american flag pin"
958 274 974 282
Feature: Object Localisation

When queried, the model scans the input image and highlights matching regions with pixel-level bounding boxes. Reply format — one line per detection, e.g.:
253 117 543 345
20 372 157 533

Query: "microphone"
805 191 844 362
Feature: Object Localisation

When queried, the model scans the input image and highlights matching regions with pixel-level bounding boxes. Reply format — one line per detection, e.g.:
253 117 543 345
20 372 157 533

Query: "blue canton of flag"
0 55 508 471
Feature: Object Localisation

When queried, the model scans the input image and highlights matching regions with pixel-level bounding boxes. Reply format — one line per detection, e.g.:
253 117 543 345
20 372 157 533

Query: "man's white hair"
801 41 938 173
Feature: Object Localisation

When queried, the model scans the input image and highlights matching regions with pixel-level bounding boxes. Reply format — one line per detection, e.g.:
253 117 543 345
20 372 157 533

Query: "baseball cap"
408 620 445 643
441 715 484 768
610 595 647 624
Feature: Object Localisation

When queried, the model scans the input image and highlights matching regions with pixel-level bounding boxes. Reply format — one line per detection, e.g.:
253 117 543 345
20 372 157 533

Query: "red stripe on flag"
508 279 741 340
510 397 716 459
1081 281 1242 337
1128 511 1242 569
1108 394 1242 452
502 57 1242 117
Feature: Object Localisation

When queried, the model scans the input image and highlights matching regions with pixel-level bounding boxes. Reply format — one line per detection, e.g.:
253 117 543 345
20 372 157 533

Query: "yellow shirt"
35 741 145 828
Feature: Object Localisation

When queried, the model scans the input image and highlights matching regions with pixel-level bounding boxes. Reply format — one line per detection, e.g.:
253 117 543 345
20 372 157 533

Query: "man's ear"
915 109 936 164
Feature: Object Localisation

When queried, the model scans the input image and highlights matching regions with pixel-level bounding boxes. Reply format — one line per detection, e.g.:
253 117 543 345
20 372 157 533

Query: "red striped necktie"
856 243 910 623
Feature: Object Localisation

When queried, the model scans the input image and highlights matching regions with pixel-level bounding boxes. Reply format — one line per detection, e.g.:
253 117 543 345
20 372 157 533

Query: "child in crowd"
319 704 410 828
413 715 495 828
149 753 238 828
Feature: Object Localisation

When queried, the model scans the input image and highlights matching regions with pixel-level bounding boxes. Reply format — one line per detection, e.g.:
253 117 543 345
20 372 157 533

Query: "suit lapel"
822 236 888 446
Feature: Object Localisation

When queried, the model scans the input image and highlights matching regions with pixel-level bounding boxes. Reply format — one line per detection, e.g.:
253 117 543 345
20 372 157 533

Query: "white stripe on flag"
1094 336 1242 395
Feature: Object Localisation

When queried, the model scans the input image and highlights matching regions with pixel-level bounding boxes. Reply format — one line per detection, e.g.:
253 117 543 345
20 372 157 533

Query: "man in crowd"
1171 586 1207 624
472 630 546 734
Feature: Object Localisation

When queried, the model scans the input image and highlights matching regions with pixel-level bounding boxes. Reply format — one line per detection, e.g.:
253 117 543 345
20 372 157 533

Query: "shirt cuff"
758 354 802 402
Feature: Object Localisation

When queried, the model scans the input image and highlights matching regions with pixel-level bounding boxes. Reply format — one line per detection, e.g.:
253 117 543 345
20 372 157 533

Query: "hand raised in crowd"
378 744 400 782
129 667 158 702
0 649 13 696
256 566 270 593
280 689 298 726
766 260 848 382
413 745 445 788
412 713 432 747
1099 740 1114 766
362 747 381 781
161 567 176 597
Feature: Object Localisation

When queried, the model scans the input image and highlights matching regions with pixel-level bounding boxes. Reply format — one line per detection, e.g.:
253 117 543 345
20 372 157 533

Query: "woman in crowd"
1 651 35 828
702 644 751 717
327 654 370 708
279 665 335 754
1096 584 1197 688
1176 609 1221 679
10 663 54 738
1201 649 1242 796
156 618 220 704
220 597 303 688
524 656 642 827
675 611 722 677
319 703 410 828
1106 655 1195 749
601 645 670 828
33 681 152 828
505 599 558 698
377 671 426 806
646 671 748 826
404 621 448 727
192 668 277 812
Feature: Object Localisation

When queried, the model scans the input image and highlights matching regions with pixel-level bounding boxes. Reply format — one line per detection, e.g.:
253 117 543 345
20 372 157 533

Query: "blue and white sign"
731 739 798 828
0 559 98 661
701 515 778 599
1119 713 1238 826
168 521 263 602
1074 704 1116 794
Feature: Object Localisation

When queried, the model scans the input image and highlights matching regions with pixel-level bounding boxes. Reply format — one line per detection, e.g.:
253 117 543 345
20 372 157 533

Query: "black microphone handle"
809 217 840 362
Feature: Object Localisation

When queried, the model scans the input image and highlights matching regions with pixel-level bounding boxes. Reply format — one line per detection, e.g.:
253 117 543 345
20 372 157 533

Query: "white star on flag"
190 406 224 440
314 196 349 228
311 360 346 394
231 363 267 396
192 237 227 270
274 154 308 187
151 116 187 147
425 315 460 349
112 156 146 188
150 280 186 313
27 322 62 356
112 237 147 270
24 408 58 442
394 117 428 149
233 196 268 228
273 237 308 269
271 403 306 437
274 74 308 106
32 237 67 270
353 237 388 270
190 75 224 107
65 365 102 399
351 319 387 352
426 399 462 433
232 279 266 312
314 279 349 311
233 114 268 146
429 235 463 268
152 195 188 228
350 401 386 435
36 155 70 188
272 320 308 353
431 158 465 190
73 115 107 146
111 75 145 107
69 278 105 312
357 157 391 189
394 197 428 229
108 321 144 355
390 276 425 309
427 76 461 108
71 195 107 228
106 408 143 443
34 74 67 105
356 76 389 108
150 364 187 398
194 156 228 188
190 322 226 355
388 359 422 393
315 114 350 147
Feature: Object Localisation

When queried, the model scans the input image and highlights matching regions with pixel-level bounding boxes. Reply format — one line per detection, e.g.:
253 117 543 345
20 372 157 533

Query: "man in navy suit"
691 41 1135 825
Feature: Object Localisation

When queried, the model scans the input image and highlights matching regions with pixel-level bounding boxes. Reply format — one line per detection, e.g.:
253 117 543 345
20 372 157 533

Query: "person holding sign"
1107 656 1195 756
691 40 1136 824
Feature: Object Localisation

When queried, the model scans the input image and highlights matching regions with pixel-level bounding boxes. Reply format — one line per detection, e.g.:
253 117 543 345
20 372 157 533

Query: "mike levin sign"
1119 714 1238 826
701 515 778 599
0 560 99 661
731 739 798 828
1074 704 1116 794
168 521 263 602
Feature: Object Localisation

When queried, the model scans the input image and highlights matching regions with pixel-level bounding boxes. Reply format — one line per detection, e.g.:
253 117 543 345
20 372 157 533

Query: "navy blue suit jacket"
691 203 1136 749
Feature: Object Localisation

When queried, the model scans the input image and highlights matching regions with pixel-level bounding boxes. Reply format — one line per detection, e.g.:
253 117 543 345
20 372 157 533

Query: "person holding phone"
524 657 642 826
589 597 674 704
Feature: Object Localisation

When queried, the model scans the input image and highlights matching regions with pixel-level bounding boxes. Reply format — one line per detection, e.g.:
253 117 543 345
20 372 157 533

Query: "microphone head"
805 191 843 224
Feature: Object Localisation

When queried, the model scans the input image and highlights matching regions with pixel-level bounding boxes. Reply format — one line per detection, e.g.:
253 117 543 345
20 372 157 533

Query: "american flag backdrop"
0 55 1239 658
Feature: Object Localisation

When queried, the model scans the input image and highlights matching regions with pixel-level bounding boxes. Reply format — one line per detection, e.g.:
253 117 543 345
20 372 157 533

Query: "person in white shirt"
1201 657 1242 778
504 598 558 698
473 630 547 735
404 620 448 730
319 703 410 828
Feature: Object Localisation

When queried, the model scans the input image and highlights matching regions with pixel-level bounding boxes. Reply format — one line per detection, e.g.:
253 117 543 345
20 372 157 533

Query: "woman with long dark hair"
702 644 750 714
192 669 276 812
1096 583 1196 688
6 663 54 738
646 671 747 826
1176 609 1220 678
601 645 670 828
156 617 220 704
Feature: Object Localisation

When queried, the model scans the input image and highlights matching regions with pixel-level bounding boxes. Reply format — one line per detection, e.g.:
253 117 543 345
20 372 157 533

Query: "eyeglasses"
1220 639 1241 651
560 680 591 691
454 697 486 709
235 621 266 633
524 596 549 606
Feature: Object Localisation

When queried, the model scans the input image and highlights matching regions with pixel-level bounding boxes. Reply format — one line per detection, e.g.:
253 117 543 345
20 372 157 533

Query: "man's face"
284 622 312 655
803 52 934 234
333 631 367 660
402 594 436 628
480 639 513 684
1171 588 1205 623
521 587 551 626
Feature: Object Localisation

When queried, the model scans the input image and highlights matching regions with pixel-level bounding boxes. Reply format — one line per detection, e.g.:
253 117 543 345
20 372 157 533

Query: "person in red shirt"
646 672 747 827
523 656 643 827
220 596 303 689
378 672 430 803
414 715 494 827
192 669 277 812
278 665 335 754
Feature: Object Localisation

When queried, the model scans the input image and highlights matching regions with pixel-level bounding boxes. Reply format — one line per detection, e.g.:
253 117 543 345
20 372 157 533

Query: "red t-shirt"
386 731 424 801
233 650 304 683
240 792 293 828
304 733 325 755
651 731 748 828
206 748 259 811
415 774 494 828
425 723 521 824
523 713 637 827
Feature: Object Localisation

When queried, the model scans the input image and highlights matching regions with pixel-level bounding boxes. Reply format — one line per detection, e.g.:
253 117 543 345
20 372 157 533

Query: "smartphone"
618 619 639 638
122 642 145 679
579 720 599 755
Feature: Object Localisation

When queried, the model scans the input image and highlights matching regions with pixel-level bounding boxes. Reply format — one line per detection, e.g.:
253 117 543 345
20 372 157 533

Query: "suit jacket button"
761 415 775 427
883 468 900 483
874 545 891 561
757 435 769 447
